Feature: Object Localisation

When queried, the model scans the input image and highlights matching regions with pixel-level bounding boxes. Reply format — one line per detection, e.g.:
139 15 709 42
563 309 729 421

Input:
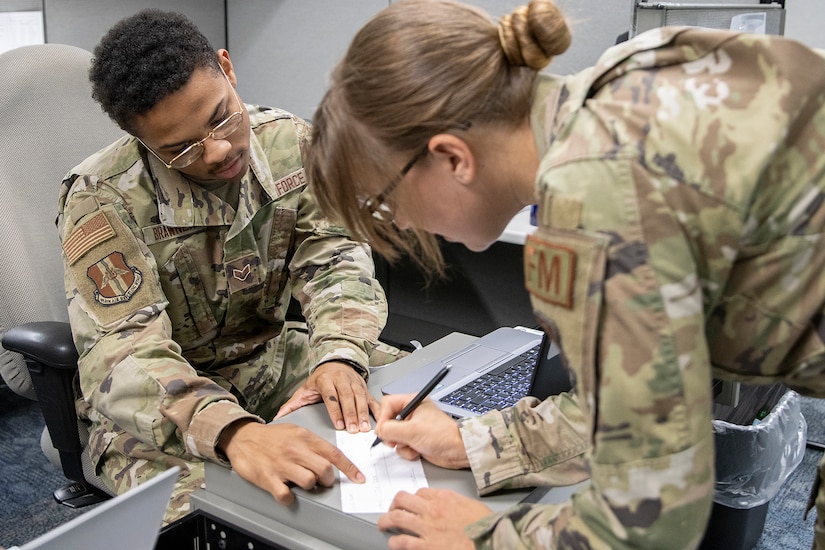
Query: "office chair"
0 43 124 507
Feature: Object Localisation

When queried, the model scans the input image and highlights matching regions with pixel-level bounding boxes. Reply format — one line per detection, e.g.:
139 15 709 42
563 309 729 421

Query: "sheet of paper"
0 11 44 54
337 430 428 513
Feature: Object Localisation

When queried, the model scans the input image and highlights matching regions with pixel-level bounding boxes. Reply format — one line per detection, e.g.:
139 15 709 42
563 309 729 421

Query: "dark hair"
89 9 221 134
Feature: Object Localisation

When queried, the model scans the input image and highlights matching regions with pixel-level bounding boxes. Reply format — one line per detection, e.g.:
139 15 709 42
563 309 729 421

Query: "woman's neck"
481 120 540 209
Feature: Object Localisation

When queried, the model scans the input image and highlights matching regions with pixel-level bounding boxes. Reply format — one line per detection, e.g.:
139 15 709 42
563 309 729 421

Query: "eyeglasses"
361 146 429 222
139 71 244 170
361 122 472 222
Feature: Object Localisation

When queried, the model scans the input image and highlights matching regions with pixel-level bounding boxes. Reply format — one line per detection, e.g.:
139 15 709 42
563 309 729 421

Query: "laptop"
15 466 179 550
382 327 571 418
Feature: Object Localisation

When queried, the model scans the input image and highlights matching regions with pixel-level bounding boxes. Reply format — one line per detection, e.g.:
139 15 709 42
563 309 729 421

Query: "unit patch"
63 211 115 265
87 251 143 305
524 234 576 309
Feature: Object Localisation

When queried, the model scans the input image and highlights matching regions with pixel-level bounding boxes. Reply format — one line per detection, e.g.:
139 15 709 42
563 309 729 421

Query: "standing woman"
306 0 825 548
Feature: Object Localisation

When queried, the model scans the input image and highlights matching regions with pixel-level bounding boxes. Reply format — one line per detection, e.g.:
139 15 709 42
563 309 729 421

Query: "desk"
188 332 587 550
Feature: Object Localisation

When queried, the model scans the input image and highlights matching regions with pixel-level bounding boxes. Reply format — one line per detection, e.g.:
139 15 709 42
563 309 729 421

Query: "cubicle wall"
228 0 631 120
2 0 821 116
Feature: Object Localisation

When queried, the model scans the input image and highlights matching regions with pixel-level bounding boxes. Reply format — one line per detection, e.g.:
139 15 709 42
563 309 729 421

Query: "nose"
200 137 232 165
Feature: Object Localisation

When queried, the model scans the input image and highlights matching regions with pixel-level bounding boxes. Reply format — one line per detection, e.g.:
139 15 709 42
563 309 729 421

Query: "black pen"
371 364 451 448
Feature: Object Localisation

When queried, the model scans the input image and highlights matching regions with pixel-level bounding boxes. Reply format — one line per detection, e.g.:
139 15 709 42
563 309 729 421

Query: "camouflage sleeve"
459 392 589 493
289 121 388 376
60 177 260 464
464 154 717 549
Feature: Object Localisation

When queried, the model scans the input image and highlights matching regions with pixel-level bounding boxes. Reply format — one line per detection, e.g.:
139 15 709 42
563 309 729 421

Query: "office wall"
10 0 814 118
784 0 823 49
227 1 386 120
0 0 225 52
228 0 630 121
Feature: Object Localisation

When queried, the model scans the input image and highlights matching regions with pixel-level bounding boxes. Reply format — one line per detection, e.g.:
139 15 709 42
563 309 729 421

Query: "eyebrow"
157 95 228 152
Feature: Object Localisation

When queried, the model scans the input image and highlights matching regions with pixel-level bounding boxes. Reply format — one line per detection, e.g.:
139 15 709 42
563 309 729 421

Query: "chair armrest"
2 321 86 483
2 321 78 368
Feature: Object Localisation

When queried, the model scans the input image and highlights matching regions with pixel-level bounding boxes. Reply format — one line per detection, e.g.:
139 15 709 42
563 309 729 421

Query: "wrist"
315 358 368 380
217 418 259 460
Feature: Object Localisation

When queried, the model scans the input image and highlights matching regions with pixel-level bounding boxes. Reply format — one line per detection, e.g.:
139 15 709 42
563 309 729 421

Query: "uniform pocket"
523 227 609 435
162 245 219 341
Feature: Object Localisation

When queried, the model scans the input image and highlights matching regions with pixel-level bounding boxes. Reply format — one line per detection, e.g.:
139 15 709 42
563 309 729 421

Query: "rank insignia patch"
87 251 143 305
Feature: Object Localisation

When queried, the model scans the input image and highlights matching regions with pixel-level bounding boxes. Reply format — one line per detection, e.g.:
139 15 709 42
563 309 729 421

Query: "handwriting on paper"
336 430 428 513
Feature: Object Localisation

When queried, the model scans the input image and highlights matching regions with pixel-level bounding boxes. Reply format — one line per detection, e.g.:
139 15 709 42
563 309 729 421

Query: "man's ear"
429 134 475 186
217 49 237 87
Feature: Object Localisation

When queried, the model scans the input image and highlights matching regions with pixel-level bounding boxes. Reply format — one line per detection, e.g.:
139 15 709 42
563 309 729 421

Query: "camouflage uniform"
460 28 825 548
58 105 400 523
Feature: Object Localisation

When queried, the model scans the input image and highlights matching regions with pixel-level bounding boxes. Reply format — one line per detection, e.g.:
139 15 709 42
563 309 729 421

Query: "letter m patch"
524 234 576 309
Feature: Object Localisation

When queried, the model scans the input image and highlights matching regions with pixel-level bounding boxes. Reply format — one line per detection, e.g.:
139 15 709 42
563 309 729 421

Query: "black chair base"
53 480 110 509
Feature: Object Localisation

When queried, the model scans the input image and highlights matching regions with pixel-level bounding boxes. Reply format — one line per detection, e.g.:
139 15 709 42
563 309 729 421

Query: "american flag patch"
63 211 115 265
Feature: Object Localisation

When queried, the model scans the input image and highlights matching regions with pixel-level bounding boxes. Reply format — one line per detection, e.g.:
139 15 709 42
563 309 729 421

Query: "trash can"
700 384 808 550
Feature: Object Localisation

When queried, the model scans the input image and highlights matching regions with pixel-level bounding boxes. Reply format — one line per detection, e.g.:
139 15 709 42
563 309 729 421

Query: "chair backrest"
0 44 124 399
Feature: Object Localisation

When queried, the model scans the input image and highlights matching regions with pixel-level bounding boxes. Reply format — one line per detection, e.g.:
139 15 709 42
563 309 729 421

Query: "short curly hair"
89 9 221 134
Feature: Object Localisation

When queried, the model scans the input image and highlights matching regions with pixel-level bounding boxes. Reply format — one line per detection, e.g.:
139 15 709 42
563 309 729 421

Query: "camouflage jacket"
57 105 388 466
461 28 825 549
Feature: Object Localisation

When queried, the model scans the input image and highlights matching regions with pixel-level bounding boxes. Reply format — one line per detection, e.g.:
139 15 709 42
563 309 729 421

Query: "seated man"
58 9 402 523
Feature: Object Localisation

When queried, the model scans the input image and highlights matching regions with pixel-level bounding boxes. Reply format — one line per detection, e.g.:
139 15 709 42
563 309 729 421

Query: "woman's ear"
428 134 475 186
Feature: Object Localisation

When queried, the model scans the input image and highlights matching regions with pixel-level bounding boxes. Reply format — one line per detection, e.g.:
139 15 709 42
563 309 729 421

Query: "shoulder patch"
63 211 115 265
86 251 143 305
524 234 577 309
66 205 164 326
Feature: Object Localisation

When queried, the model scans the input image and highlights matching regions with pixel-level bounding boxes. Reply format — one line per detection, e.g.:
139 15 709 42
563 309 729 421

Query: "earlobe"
429 134 475 186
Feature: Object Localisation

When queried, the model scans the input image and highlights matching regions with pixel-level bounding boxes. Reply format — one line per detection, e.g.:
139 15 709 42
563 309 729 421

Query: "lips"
214 154 244 180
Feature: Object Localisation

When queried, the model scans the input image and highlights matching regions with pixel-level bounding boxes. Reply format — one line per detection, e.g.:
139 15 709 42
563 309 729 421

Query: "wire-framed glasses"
139 71 244 170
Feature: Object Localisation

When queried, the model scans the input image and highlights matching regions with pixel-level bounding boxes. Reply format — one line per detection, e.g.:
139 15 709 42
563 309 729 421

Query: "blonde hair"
306 0 570 275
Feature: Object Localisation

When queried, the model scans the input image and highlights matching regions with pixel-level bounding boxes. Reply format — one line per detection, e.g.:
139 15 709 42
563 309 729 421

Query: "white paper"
337 430 428 514
0 11 45 54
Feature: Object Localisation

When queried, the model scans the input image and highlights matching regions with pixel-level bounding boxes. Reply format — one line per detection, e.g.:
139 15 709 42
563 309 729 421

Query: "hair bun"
498 1 571 70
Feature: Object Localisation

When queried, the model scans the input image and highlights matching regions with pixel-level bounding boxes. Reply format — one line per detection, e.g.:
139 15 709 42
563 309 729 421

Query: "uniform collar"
147 127 272 230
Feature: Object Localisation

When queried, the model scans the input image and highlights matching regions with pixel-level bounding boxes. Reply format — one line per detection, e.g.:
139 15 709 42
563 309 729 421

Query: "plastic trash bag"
712 390 807 509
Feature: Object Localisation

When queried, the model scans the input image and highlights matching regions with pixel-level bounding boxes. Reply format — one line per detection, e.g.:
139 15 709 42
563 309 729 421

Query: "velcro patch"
86 251 143 305
524 234 576 309
63 211 115 265
226 254 261 294
272 168 307 198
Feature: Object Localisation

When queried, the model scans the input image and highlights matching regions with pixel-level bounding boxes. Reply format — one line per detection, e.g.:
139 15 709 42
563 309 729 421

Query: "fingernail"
336 420 345 430
355 472 365 483
361 421 370 431
348 423 358 433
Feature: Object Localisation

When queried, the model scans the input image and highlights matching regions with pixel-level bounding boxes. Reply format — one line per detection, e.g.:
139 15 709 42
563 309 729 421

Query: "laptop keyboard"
439 345 540 415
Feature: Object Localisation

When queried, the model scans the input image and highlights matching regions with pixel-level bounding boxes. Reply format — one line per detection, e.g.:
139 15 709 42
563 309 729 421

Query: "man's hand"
218 420 365 505
275 361 380 433
377 488 491 550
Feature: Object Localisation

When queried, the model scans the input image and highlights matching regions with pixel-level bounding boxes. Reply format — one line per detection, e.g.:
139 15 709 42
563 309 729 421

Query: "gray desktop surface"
191 332 587 549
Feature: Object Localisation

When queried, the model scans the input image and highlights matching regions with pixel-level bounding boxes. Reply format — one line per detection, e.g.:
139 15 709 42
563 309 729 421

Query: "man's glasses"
361 122 471 222
139 71 244 170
